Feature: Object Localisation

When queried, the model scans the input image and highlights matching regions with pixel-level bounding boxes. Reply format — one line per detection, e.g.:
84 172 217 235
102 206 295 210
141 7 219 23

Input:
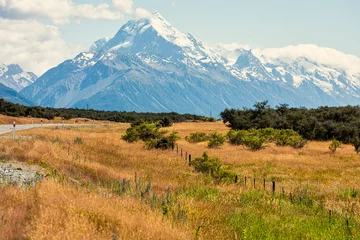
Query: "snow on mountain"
20 12 360 115
0 63 37 92
89 37 111 53
213 43 251 65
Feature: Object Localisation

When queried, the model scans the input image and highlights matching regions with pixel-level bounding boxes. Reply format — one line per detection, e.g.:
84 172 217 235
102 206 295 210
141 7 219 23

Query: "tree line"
221 101 360 151
0 98 205 123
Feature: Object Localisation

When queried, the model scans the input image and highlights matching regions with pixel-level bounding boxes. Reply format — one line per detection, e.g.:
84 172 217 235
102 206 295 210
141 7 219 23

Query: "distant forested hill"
0 98 206 123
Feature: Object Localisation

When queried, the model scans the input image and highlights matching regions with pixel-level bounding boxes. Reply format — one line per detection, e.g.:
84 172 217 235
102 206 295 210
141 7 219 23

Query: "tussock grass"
1 121 360 238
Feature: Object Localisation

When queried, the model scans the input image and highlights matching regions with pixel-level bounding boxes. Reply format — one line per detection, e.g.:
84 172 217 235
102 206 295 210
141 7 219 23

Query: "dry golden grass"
0 114 108 125
27 180 189 240
1 121 360 239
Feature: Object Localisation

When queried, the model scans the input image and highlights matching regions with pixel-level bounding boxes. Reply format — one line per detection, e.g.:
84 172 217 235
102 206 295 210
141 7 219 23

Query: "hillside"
0 83 34 106
1 122 360 239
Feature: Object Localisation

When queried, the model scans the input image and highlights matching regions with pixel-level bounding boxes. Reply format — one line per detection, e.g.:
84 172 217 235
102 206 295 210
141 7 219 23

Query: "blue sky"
67 0 360 56
0 0 359 75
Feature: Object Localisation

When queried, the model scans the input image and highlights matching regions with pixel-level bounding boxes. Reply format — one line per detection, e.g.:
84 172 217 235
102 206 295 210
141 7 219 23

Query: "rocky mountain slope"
20 12 360 115
0 63 37 92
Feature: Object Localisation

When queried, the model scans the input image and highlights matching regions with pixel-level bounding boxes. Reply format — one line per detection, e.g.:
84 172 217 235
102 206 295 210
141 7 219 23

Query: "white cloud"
134 8 152 19
0 0 124 24
0 19 80 75
171 2 176 7
253 44 360 74
216 43 251 51
113 0 133 14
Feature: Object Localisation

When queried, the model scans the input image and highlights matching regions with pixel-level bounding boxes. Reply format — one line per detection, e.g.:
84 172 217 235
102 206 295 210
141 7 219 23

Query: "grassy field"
1 121 360 239
0 114 108 125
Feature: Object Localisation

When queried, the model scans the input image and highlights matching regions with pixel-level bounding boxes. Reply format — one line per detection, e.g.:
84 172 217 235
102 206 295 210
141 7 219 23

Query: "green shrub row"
186 128 306 150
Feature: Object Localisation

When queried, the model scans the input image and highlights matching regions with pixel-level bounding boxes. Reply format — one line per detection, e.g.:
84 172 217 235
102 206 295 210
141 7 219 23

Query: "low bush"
159 117 173 127
243 135 266 151
185 132 209 143
227 130 245 146
191 152 236 183
208 132 226 148
123 123 180 150
329 139 341 153
122 123 165 143
145 132 180 150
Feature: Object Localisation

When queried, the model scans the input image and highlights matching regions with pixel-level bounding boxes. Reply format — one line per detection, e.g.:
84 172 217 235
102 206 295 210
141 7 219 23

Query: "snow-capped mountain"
21 12 360 115
0 63 37 92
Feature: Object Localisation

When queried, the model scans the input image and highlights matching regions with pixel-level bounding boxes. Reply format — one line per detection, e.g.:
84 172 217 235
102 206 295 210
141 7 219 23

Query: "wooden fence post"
272 181 276 194
188 154 192 166
263 179 266 190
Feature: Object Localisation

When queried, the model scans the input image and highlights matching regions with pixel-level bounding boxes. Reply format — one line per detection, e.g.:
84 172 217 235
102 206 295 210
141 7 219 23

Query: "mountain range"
3 12 360 115
0 63 37 92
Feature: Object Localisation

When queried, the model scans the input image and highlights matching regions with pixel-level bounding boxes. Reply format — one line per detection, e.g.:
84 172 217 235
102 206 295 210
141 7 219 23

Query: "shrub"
159 117 173 127
185 132 209 143
273 129 306 149
122 127 140 143
123 123 180 150
208 132 226 148
242 135 266 151
286 135 307 149
226 130 245 146
191 152 221 175
329 139 341 153
191 152 236 183
258 128 276 141
145 132 180 150
122 123 164 143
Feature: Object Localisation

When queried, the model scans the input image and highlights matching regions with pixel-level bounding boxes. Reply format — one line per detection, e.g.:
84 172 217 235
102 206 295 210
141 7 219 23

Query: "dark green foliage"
122 123 164 143
191 152 236 183
145 132 180 150
185 132 209 143
208 132 226 148
159 117 173 127
221 102 360 152
0 98 202 123
122 123 179 150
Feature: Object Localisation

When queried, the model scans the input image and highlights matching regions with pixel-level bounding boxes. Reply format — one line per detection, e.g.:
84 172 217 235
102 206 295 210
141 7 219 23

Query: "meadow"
1 120 360 239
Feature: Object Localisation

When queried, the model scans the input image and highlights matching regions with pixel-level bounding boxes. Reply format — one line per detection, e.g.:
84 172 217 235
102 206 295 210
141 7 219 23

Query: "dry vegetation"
1 120 360 239
0 114 108 125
